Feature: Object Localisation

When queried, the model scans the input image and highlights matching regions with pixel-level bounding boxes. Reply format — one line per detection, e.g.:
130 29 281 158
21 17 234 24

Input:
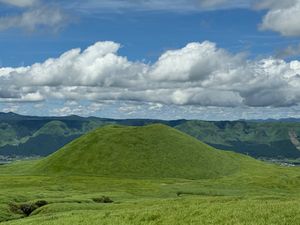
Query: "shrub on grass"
35 200 48 207
8 202 22 214
8 200 48 216
176 191 183 197
19 204 38 216
92 196 113 203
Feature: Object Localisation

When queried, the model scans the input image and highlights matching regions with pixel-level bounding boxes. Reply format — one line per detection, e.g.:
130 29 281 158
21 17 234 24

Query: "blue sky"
1 0 300 120
1 7 297 66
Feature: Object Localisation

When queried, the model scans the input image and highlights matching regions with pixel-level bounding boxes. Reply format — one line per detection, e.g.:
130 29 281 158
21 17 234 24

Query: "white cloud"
2 104 19 113
2 41 300 108
1 0 299 37
119 104 141 115
0 6 68 32
51 102 103 116
148 103 163 111
0 0 70 33
7 41 145 87
0 67 28 77
149 41 243 82
259 0 300 36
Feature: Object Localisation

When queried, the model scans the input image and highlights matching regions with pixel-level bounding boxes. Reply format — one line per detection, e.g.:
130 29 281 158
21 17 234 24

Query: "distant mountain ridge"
3 112 300 122
1 112 300 159
247 118 300 123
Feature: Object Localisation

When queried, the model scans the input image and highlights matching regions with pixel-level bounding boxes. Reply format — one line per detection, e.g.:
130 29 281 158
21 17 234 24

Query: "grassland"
0 125 300 224
1 164 300 225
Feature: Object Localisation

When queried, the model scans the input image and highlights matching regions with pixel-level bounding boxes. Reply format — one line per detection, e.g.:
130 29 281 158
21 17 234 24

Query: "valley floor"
1 163 300 225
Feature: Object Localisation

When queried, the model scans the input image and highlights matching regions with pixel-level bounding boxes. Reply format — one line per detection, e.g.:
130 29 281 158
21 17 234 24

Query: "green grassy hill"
33 124 261 179
1 124 300 224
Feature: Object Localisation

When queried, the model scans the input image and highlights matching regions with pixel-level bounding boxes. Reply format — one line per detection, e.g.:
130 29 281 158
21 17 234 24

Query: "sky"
1 0 300 120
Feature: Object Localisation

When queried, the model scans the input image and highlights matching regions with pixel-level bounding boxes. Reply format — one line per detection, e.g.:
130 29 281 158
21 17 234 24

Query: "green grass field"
1 125 300 224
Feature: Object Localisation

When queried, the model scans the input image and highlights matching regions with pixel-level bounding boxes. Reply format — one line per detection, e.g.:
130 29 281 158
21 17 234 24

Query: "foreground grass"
2 196 300 225
1 124 300 225
1 162 300 224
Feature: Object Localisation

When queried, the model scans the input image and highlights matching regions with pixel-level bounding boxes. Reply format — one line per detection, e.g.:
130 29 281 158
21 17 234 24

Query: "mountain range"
1 112 300 159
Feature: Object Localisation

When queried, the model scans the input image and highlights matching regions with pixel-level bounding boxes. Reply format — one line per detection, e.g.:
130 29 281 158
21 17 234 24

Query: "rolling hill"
33 124 263 179
1 124 300 225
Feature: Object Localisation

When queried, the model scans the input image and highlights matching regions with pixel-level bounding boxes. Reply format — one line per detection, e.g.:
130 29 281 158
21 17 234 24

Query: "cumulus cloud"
149 41 243 82
5 41 145 87
2 41 300 109
258 0 300 36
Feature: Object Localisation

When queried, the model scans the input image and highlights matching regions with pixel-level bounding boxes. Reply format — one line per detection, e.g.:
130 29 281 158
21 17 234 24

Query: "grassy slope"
32 124 265 179
0 164 300 225
3 197 300 225
0 124 300 224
